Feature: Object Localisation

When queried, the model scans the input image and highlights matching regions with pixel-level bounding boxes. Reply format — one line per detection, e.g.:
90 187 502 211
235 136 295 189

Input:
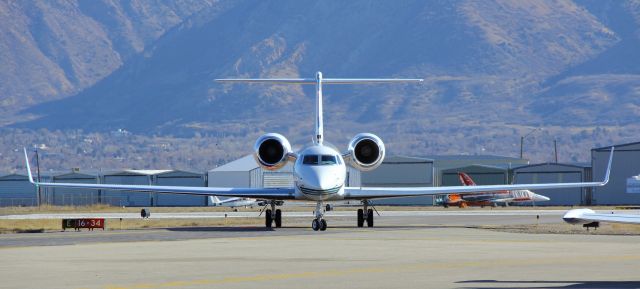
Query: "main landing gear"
264 201 282 228
312 201 327 231
357 200 375 227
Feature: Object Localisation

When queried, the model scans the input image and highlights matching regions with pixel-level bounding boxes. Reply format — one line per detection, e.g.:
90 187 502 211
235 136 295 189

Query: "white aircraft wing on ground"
563 208 640 225
23 147 613 201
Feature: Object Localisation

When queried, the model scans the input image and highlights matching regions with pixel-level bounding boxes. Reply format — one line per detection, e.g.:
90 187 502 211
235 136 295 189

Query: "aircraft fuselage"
292 144 347 201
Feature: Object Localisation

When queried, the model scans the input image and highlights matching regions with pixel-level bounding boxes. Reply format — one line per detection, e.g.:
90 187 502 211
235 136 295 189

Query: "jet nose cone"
304 173 335 190
534 194 550 202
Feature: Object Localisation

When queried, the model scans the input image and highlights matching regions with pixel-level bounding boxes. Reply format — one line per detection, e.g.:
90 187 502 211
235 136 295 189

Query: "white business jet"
23 72 614 231
563 208 640 227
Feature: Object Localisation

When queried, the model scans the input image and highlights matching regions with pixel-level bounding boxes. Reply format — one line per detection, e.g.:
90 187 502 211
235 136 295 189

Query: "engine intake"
347 133 385 171
254 133 292 170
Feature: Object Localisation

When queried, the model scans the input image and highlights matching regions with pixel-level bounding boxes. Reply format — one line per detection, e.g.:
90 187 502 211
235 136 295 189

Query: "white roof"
210 155 258 172
108 169 173 176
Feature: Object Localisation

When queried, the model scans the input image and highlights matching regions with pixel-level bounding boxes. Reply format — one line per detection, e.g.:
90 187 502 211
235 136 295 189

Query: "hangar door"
514 172 582 206
156 174 206 206
0 175 36 206
441 165 507 187
102 175 152 207
263 172 293 188
52 175 99 206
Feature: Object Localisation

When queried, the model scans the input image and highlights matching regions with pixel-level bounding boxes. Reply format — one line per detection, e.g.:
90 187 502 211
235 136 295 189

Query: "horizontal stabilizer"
215 78 423 84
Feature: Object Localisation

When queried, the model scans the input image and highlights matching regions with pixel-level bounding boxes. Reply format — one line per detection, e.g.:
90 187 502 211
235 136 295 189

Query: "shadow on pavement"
166 226 275 232
165 224 473 231
456 279 640 289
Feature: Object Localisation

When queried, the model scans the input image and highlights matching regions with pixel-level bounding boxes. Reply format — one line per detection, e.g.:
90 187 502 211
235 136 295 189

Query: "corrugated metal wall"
0 174 37 206
52 173 100 206
102 174 152 207
156 172 206 206
262 172 293 188
592 143 640 205
513 166 584 206
363 157 434 205
440 165 508 187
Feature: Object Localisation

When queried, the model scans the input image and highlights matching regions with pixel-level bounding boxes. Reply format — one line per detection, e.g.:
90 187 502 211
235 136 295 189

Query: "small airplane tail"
458 172 477 186
208 196 221 206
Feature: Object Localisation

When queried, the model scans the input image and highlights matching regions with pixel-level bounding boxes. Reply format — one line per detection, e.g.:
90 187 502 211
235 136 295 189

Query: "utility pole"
34 149 42 207
520 128 542 159
554 139 558 163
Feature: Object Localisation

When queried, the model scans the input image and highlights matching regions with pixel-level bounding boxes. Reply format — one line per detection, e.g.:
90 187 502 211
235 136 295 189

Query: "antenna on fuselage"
215 72 423 145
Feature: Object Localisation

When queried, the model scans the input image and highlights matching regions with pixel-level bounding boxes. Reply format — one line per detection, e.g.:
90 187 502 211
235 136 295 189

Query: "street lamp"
520 128 542 159
33 148 42 207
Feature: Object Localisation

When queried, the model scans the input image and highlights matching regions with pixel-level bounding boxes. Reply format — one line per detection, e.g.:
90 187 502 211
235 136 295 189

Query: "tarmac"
0 211 639 289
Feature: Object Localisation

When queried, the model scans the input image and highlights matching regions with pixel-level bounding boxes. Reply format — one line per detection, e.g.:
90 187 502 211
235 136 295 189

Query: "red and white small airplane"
436 172 550 208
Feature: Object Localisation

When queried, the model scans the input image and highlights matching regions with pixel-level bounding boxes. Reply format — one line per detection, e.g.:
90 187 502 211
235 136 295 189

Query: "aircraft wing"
23 150 294 200
563 209 640 225
345 148 613 200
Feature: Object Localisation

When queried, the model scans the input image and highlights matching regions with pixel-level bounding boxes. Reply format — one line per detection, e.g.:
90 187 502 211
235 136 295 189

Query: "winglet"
601 146 614 186
23 148 35 185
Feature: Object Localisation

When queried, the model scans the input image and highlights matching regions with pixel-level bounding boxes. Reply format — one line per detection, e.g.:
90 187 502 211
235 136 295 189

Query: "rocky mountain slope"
1 0 639 171
0 0 216 117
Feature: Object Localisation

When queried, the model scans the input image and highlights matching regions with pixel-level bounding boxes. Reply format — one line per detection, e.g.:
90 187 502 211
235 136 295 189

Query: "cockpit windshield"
302 155 339 165
303 155 319 165
320 155 337 165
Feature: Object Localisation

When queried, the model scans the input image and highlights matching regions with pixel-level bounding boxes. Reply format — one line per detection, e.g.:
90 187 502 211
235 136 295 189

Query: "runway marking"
99 254 640 289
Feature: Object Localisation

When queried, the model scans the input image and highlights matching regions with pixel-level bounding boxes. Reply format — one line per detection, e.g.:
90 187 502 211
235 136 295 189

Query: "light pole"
520 128 542 159
554 138 558 163
34 149 42 207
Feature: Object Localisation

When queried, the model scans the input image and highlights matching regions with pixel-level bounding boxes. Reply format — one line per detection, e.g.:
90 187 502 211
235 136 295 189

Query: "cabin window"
320 155 337 165
303 155 319 165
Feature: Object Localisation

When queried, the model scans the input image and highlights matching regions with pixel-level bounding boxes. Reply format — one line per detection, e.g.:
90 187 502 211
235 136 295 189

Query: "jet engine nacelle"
346 133 385 171
253 133 292 170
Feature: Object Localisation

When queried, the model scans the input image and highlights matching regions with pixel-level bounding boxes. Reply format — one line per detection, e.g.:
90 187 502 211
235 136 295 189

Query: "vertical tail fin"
458 172 477 186
215 73 422 144
208 196 221 206
315 72 323 144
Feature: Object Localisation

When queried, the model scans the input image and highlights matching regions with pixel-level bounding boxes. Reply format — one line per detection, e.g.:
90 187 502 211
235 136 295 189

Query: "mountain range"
1 0 639 171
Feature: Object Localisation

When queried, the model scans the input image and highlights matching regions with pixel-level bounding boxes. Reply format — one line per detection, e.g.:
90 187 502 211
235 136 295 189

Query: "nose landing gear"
312 218 327 231
312 201 327 231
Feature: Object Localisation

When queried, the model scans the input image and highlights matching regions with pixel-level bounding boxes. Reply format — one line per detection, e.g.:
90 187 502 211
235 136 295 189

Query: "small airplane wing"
23 149 294 200
563 208 640 225
345 148 613 200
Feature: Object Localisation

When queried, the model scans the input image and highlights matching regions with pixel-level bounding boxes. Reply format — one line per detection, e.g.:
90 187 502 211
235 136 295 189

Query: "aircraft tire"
275 209 282 228
357 209 364 227
367 209 374 227
265 209 273 228
312 219 320 231
320 219 327 231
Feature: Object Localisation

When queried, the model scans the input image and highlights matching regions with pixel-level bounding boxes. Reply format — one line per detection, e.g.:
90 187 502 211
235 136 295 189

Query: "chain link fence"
0 195 123 207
